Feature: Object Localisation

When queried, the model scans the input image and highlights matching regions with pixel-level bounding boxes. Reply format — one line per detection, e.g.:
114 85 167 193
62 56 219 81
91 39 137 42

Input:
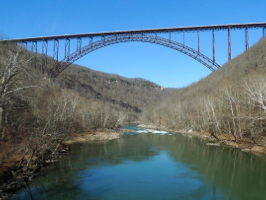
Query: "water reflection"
12 126 266 200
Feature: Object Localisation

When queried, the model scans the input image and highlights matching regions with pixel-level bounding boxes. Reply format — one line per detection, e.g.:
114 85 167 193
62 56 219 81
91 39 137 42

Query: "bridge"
1 22 266 77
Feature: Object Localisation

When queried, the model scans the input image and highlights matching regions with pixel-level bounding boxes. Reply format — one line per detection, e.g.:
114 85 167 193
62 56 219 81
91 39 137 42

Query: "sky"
1 0 265 88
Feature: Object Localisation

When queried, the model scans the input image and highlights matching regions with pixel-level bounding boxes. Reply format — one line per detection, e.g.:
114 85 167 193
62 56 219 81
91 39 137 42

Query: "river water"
12 124 266 199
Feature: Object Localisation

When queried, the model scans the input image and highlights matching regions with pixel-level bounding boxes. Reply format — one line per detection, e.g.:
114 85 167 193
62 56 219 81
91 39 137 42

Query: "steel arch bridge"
1 22 266 77
49 34 220 77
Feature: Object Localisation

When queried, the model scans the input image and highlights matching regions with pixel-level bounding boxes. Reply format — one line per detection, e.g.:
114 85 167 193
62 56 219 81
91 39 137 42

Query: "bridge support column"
89 37 93 45
31 41 37 69
22 42 27 50
183 31 185 47
77 37 82 52
155 32 157 38
245 27 249 50
228 27 231 61
213 29 215 64
263 27 266 38
168 31 171 41
41 40 48 73
197 29 200 55
53 39 59 70
64 38 70 60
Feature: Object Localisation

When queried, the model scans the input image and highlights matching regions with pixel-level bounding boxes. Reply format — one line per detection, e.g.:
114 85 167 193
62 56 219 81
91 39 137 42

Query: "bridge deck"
1 22 266 43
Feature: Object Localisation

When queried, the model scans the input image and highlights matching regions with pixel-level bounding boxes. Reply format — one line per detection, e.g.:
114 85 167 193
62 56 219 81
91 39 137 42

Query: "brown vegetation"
141 37 266 151
0 42 167 198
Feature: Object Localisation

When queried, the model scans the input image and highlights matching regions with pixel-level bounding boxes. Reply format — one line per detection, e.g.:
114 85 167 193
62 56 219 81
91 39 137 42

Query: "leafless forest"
141 37 266 145
0 42 166 187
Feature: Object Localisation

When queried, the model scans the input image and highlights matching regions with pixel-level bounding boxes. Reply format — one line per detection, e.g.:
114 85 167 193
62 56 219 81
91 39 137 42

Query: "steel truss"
49 34 220 77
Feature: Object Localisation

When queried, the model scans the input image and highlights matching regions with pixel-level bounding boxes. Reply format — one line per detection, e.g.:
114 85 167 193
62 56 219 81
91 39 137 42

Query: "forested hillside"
0 42 167 191
55 63 166 118
142 37 266 144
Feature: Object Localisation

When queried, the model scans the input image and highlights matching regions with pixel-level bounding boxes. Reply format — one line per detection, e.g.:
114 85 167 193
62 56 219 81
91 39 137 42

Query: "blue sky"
1 0 265 88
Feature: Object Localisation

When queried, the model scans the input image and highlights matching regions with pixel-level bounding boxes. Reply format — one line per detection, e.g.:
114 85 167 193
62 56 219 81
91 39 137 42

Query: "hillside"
55 64 167 115
0 41 170 196
141 37 266 145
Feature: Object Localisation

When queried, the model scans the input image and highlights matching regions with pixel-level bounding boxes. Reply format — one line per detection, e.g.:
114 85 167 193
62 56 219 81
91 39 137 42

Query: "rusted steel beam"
3 22 266 43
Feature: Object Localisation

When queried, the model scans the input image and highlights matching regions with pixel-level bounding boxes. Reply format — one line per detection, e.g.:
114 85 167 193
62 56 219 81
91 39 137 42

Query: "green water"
12 124 266 199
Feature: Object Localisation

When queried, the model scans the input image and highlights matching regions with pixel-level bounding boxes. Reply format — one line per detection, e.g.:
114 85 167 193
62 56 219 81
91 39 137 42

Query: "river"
11 123 266 199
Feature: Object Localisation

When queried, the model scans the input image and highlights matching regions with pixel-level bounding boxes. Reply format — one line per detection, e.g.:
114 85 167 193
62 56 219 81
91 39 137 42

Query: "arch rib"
49 34 220 77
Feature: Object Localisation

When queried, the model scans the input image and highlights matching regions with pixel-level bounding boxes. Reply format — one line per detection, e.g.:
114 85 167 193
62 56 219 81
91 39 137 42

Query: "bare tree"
0 48 38 140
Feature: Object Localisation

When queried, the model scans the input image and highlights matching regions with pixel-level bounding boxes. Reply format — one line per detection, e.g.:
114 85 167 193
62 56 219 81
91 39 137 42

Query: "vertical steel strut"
41 40 48 73
65 38 70 59
169 31 171 41
228 27 231 61
197 29 200 55
213 29 215 64
77 37 82 52
53 39 59 69
22 42 27 50
155 32 157 38
31 41 37 69
245 27 249 50
263 27 266 38
89 37 93 45
183 31 185 47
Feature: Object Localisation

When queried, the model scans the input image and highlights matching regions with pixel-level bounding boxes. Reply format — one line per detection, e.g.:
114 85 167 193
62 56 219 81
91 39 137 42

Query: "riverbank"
137 124 266 155
0 128 125 199
63 128 126 144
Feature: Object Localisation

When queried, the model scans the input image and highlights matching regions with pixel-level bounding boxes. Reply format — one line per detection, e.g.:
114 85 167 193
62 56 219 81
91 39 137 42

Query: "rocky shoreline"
137 124 266 155
0 128 125 199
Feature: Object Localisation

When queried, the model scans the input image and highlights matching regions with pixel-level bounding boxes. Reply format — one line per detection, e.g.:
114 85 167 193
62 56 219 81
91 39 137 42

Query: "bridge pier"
169 31 171 41
89 37 93 45
64 38 70 59
41 40 48 73
53 39 59 70
245 27 249 50
213 29 215 64
197 29 200 55
31 41 37 69
22 42 27 50
77 37 82 52
263 27 266 38
228 27 231 61
183 31 185 47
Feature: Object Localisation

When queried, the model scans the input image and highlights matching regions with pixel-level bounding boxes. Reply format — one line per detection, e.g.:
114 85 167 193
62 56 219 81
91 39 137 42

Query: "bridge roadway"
1 22 266 42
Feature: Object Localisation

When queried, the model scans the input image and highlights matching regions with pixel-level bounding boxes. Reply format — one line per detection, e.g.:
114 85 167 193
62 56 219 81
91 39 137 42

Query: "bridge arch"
49 34 220 77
